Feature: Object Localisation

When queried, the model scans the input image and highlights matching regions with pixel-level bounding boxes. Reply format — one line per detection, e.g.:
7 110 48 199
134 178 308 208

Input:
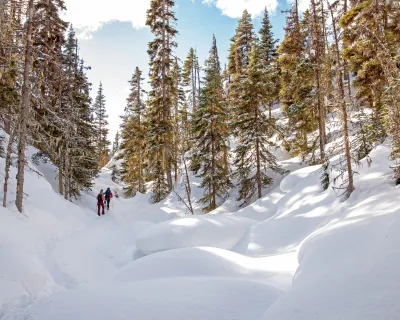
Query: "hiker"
105 187 113 210
97 189 105 216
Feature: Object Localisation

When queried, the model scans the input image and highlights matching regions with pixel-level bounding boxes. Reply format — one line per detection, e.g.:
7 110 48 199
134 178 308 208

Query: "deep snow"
1 137 400 319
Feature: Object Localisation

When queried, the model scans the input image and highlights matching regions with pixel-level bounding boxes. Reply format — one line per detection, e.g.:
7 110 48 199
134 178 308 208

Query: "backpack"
97 194 103 202
105 189 111 198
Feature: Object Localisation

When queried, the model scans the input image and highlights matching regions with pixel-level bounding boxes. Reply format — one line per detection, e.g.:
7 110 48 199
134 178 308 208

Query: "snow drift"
135 215 256 255
12 278 282 320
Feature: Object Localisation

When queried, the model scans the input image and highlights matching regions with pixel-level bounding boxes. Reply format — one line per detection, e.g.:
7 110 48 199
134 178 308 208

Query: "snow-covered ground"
1 135 400 319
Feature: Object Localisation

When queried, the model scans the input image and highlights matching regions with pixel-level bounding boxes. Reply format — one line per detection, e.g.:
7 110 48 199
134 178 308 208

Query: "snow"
12 278 281 320
116 247 296 291
135 215 257 255
1 133 400 319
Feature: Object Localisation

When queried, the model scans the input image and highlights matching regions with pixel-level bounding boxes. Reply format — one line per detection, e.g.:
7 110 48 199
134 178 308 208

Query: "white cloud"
202 0 279 18
286 0 310 13
63 0 282 39
63 0 150 38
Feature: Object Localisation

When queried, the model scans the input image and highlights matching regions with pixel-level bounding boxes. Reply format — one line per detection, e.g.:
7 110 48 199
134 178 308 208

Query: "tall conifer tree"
93 82 110 167
146 0 178 202
233 42 285 206
119 67 147 195
193 35 230 212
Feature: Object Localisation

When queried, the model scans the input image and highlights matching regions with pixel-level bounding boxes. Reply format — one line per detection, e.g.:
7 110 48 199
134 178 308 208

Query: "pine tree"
112 131 120 155
193 35 230 212
15 0 35 213
146 0 178 202
326 0 355 197
278 7 318 161
233 41 285 206
309 0 327 162
93 82 110 168
68 58 98 198
341 0 388 149
259 8 279 119
182 48 200 111
227 10 255 113
119 67 147 195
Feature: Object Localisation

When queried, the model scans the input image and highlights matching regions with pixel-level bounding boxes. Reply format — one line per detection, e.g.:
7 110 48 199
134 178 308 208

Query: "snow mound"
116 247 296 290
14 278 282 320
279 165 321 193
135 215 256 255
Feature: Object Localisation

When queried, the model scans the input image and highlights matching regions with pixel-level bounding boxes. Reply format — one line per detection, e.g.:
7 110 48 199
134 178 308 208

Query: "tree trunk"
3 126 15 208
256 137 262 200
328 0 354 197
15 0 35 213
311 0 326 161
182 155 194 214
211 121 216 212
161 0 173 190
59 165 64 195
191 59 196 110
196 55 201 102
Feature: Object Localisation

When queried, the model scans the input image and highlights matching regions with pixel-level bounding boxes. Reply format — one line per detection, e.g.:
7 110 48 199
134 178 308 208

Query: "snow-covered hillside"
1 138 400 319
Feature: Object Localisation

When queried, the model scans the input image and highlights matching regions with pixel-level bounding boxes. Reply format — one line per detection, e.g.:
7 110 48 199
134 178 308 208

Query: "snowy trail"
2 142 400 319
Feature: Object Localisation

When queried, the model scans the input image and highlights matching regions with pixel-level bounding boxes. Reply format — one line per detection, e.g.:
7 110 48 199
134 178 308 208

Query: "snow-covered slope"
1 136 400 319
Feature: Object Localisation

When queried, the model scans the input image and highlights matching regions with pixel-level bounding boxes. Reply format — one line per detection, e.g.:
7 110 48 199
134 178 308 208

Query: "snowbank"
13 278 282 320
135 215 256 255
261 142 400 320
116 246 296 290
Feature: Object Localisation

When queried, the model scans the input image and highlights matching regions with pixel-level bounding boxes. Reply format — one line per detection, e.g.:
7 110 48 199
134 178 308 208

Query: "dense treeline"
119 0 400 212
0 0 110 212
2 0 399 214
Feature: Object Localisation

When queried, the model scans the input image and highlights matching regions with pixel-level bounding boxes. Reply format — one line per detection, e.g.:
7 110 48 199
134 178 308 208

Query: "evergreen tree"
259 8 278 66
146 0 178 202
259 7 279 119
193 35 231 212
278 8 318 161
341 0 388 149
68 58 98 198
119 67 147 195
15 0 35 213
227 10 256 113
326 0 355 197
182 48 201 112
112 131 120 155
233 42 285 206
93 82 110 168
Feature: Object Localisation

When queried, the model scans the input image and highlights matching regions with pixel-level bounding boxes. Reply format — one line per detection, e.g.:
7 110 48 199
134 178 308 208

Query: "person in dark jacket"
104 187 113 210
97 189 105 216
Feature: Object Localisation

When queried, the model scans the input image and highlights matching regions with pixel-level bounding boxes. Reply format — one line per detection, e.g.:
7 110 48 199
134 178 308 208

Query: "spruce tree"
193 35 230 212
326 0 355 197
119 67 147 195
146 0 178 202
233 42 285 206
15 0 35 213
112 131 120 156
341 0 388 149
278 7 318 161
227 10 255 113
93 82 110 168
182 48 200 111
259 7 279 119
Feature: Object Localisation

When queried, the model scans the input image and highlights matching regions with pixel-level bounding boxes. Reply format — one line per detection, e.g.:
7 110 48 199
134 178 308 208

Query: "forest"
0 0 399 213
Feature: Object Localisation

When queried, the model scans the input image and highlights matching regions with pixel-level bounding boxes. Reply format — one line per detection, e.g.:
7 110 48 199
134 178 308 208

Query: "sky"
61 0 308 142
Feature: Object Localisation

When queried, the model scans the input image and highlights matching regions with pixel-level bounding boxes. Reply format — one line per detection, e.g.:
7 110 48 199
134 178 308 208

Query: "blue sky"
63 0 297 141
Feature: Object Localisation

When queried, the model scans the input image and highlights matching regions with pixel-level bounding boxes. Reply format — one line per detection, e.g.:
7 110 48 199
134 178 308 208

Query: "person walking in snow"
97 189 105 216
105 187 113 210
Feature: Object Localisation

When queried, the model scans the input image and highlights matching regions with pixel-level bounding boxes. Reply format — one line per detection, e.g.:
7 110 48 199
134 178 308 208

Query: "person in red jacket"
97 190 105 216
104 187 113 210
